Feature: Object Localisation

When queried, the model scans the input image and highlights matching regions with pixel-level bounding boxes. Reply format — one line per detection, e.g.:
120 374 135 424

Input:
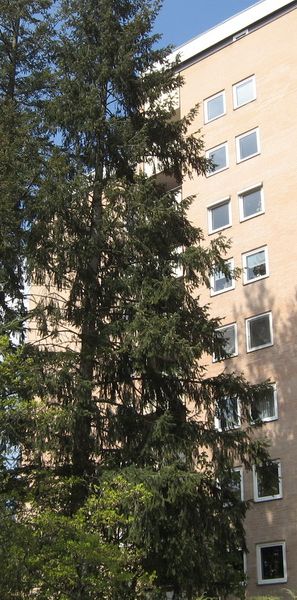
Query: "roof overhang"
169 0 297 69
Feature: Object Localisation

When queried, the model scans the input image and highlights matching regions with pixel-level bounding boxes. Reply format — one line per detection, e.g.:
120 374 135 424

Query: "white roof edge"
169 0 295 66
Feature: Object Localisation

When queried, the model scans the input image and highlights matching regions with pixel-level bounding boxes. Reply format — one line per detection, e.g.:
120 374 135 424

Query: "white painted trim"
204 90 226 124
172 245 184 278
207 197 232 234
238 181 263 196
170 0 295 67
256 542 287 584
243 551 247 576
239 184 265 221
242 245 269 284
236 127 261 163
233 75 257 109
246 311 273 352
253 460 282 502
172 186 182 204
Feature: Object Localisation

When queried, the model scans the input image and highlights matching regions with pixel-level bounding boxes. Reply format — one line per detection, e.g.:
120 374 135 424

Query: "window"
251 384 278 422
204 91 226 123
246 312 273 352
214 323 237 362
215 396 240 430
239 185 264 221
233 75 256 108
253 461 282 502
230 467 244 501
206 143 228 175
211 259 235 295
237 549 247 582
173 187 182 204
221 468 244 506
233 29 249 41
172 246 183 278
242 246 268 284
236 128 260 162
208 198 231 234
257 543 287 584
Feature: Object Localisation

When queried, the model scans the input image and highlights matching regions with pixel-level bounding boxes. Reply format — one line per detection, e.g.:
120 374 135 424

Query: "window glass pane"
215 325 236 361
242 188 262 218
257 463 280 498
222 326 236 355
213 261 233 293
230 470 242 500
214 269 232 292
246 250 266 280
252 387 276 420
4 445 20 469
211 202 230 231
216 325 236 360
207 94 224 121
249 315 271 349
174 188 182 204
210 146 227 171
239 131 258 160
218 397 239 429
261 546 284 580
236 79 254 106
236 550 246 579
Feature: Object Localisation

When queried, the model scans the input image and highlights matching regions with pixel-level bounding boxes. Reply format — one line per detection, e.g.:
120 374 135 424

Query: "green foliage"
0 475 158 599
0 0 53 321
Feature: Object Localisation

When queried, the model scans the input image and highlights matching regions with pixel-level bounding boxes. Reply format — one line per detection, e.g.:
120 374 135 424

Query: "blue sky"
155 0 262 47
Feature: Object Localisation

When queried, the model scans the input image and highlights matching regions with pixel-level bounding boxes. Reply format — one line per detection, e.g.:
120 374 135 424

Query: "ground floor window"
256 542 287 584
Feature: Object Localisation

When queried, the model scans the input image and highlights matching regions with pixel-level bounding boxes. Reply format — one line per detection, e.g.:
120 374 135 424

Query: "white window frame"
253 460 282 502
239 183 264 222
206 142 229 176
232 466 244 501
242 551 247 576
246 312 273 353
211 258 235 296
204 90 226 124
233 75 256 109
256 542 287 585
236 127 260 163
172 245 183 278
172 186 182 205
214 396 241 431
208 197 232 234
252 383 278 423
242 246 269 285
213 323 238 362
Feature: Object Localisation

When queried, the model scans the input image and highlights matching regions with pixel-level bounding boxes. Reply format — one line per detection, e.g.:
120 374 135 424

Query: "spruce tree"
0 1 272 598
0 0 53 323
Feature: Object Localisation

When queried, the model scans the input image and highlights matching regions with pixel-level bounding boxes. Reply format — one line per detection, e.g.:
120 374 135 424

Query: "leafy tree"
0 471 158 599
0 1 272 598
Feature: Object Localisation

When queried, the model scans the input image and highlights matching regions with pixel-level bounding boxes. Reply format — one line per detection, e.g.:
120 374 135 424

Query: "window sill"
237 151 260 164
247 342 273 353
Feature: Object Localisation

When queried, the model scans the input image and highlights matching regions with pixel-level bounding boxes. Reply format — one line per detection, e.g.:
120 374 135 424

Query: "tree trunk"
7 16 20 101
71 167 104 508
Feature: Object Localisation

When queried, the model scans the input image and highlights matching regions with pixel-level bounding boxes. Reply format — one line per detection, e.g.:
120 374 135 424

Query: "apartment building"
169 0 297 595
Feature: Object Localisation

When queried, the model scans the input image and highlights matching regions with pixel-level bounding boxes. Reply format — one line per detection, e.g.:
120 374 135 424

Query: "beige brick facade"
175 0 297 594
